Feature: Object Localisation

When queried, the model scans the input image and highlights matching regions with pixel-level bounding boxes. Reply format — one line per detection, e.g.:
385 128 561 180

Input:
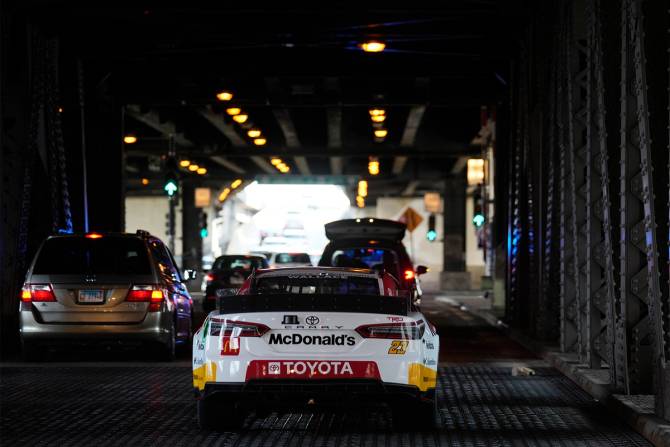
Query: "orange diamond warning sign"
398 207 424 233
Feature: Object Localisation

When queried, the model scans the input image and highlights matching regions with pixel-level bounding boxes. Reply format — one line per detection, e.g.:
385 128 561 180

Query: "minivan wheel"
21 341 44 362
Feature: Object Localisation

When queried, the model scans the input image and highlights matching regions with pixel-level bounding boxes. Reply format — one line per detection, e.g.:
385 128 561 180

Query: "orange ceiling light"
360 41 386 53
123 135 138 144
368 157 380 176
226 107 241 116
270 158 282 166
371 115 386 123
231 179 243 189
247 129 262 138
188 164 199 172
374 129 388 138
232 114 248 123
253 138 267 146
179 160 191 168
197 167 207 175
216 91 233 101
369 108 385 116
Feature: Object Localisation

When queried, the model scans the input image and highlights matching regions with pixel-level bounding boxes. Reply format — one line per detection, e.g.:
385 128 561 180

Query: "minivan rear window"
33 237 152 275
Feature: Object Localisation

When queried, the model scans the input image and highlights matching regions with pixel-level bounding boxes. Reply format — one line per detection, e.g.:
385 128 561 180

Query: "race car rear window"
33 237 152 275
254 275 381 296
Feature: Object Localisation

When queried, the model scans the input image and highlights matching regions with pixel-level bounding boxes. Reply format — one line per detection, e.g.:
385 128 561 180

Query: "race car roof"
256 266 379 278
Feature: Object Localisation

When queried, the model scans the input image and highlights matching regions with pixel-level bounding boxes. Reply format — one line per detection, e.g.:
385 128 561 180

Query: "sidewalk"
435 292 670 447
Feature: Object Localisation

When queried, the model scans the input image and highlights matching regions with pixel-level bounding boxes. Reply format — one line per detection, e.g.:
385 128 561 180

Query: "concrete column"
441 169 470 290
181 181 202 278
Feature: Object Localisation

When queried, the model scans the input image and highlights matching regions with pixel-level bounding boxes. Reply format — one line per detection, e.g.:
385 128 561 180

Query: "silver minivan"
19 231 195 360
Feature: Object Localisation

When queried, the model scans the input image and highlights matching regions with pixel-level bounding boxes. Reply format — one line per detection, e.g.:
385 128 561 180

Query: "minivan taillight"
126 285 165 312
355 321 425 340
20 284 57 303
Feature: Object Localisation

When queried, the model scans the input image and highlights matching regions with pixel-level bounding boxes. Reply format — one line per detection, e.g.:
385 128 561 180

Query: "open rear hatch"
325 218 406 242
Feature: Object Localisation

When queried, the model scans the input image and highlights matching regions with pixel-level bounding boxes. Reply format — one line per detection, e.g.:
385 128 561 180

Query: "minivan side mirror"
416 265 429 275
183 269 197 281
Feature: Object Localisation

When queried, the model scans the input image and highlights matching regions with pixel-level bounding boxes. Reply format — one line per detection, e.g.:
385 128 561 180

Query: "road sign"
424 192 441 213
398 207 424 233
195 188 211 208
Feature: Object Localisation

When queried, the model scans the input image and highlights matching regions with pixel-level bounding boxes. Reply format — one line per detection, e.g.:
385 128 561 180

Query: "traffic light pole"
168 194 176 253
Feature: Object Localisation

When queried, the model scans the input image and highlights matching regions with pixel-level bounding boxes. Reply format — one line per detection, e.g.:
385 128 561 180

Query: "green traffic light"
426 229 438 241
473 213 486 228
200 228 208 238
164 179 178 196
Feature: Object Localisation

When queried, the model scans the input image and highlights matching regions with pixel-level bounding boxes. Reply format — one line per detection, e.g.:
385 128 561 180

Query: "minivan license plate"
79 290 104 304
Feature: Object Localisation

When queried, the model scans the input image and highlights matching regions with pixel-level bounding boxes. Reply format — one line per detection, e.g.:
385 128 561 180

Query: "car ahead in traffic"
19 230 196 361
268 252 312 268
202 255 269 312
318 218 428 299
192 267 439 431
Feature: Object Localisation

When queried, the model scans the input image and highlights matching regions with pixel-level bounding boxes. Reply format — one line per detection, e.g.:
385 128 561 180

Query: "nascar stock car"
192 267 439 430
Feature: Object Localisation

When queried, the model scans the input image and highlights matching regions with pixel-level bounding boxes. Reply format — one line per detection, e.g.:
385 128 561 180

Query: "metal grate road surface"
0 365 650 446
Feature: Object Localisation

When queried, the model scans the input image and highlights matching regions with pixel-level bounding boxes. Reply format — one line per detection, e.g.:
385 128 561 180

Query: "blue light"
200 228 208 239
426 229 438 242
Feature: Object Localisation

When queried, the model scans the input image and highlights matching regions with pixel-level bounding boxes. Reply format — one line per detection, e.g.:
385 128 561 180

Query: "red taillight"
205 273 215 283
356 321 425 340
21 284 57 303
126 285 164 312
85 233 103 239
404 270 415 280
213 320 270 356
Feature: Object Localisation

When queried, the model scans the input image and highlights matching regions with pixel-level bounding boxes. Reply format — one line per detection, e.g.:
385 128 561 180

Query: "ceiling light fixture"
374 129 388 138
247 129 262 138
356 195 365 208
232 114 248 123
358 180 368 198
368 156 380 176
179 160 191 168
371 115 386 123
253 138 267 146
361 41 386 53
123 135 138 144
369 108 386 116
197 167 207 175
231 179 243 189
270 158 282 166
216 91 233 101
226 107 241 116
188 164 199 172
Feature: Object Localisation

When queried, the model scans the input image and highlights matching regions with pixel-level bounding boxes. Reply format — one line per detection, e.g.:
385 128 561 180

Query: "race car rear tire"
197 396 244 431
392 393 437 431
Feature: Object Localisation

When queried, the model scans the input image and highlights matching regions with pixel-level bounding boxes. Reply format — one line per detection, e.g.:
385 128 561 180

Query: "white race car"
192 267 439 430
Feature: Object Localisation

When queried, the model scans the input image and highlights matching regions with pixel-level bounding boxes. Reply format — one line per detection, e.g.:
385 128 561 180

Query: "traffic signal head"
426 214 437 242
198 212 208 238
164 177 178 196
473 213 486 228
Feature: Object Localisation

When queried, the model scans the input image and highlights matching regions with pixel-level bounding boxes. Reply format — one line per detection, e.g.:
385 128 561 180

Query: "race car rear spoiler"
218 294 408 316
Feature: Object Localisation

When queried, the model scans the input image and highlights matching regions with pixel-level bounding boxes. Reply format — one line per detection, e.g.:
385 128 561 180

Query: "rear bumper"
198 379 434 408
19 309 171 346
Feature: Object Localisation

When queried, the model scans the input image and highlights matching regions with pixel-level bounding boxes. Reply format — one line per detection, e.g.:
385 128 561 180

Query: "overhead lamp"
232 114 248 123
216 91 233 101
371 115 386 123
253 138 267 146
226 107 241 116
231 179 243 189
358 180 368 198
141 178 149 186
361 41 386 53
247 129 262 138
279 165 290 173
369 108 385 116
197 167 207 175
277 162 287 170
356 195 365 208
123 135 138 144
374 129 388 138
179 160 191 168
368 156 380 176
188 164 199 172
467 158 486 185
270 158 283 166
218 187 231 202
